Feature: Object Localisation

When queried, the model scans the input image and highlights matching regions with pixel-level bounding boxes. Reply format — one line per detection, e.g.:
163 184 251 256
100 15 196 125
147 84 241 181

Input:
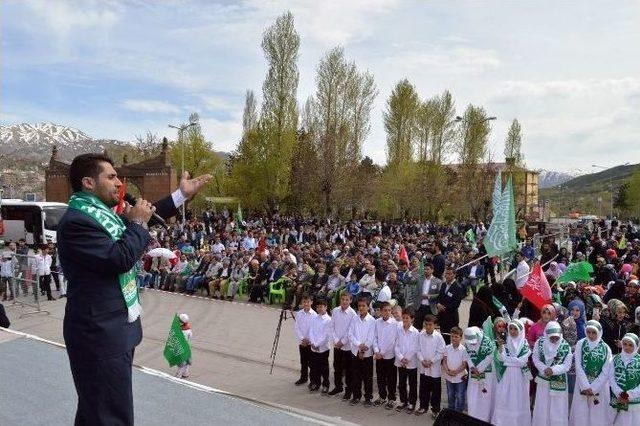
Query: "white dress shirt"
35 254 52 276
294 308 317 345
395 325 419 369
515 260 531 288
170 189 188 208
309 313 332 353
349 313 376 357
421 277 433 306
417 330 446 377
373 317 398 359
444 344 468 383
332 305 356 352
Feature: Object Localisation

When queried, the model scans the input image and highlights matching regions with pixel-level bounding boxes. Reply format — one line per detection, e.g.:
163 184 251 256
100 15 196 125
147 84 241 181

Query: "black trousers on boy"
419 374 442 413
351 355 373 401
375 357 397 400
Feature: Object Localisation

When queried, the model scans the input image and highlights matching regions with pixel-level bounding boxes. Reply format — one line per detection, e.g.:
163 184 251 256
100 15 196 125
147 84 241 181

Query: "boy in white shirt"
309 298 332 393
373 301 398 409
417 314 446 417
294 294 317 386
443 326 468 412
329 292 356 399
395 307 420 413
348 295 376 406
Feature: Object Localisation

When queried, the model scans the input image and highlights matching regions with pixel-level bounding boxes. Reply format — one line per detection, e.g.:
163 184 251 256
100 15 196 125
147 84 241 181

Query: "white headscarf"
507 319 526 355
585 319 602 350
543 321 563 362
464 326 483 351
620 333 639 364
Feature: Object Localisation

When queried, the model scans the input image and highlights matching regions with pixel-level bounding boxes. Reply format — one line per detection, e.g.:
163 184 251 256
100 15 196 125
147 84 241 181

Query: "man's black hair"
69 153 114 192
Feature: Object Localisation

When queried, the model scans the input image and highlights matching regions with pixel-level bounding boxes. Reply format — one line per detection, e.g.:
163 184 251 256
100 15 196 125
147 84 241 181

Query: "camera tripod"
269 306 291 374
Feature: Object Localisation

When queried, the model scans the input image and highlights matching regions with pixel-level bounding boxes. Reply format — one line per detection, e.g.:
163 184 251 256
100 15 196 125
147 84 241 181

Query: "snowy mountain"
0 122 122 163
537 169 582 188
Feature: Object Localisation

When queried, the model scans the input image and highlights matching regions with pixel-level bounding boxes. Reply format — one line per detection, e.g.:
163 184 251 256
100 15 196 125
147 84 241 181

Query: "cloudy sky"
2 0 639 171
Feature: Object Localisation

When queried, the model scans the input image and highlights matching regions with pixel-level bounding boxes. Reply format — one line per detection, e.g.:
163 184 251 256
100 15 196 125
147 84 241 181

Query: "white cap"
179 313 189 323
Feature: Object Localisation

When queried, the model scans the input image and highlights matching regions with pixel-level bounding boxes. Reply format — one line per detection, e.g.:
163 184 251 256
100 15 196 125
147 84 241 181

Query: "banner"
484 176 517 257
163 314 192 367
492 170 502 217
235 205 244 229
465 228 476 245
399 244 410 266
520 262 552 310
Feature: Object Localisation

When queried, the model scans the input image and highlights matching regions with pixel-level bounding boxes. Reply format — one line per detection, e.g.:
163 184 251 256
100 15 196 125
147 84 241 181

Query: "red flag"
257 237 267 254
520 262 552 310
114 178 127 214
398 244 410 266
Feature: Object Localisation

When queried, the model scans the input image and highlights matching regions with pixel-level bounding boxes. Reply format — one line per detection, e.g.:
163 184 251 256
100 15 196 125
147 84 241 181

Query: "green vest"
580 339 608 383
536 338 570 392
610 353 640 411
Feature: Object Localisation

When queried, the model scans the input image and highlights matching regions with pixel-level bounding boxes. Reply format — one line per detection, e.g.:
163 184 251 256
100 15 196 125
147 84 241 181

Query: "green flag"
482 315 495 341
492 170 502 217
556 261 594 284
235 204 244 229
163 314 191 367
484 176 517 257
492 296 510 320
465 228 476 245
417 258 425 277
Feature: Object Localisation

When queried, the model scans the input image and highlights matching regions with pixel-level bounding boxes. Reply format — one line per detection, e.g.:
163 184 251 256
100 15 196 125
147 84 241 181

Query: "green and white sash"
467 335 494 380
494 342 531 383
68 191 142 323
537 338 570 392
610 354 640 411
580 340 608 383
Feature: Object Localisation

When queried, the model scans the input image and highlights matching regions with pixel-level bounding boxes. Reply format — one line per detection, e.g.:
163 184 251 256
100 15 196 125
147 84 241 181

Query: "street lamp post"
592 163 630 219
168 122 197 226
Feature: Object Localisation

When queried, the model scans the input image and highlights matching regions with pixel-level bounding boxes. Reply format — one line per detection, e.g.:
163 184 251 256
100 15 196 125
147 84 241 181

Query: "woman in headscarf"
547 261 562 280
604 279 627 303
491 319 532 426
567 299 587 342
604 333 640 426
527 304 558 349
531 321 573 426
463 326 495 422
468 286 499 328
569 320 612 426
601 299 629 355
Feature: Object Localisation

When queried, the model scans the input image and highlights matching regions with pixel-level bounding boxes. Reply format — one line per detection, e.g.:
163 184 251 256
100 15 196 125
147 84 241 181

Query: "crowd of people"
2 206 640 425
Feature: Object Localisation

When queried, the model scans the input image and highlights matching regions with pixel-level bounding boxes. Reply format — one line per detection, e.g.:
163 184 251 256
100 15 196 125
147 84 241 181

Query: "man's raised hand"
180 171 212 199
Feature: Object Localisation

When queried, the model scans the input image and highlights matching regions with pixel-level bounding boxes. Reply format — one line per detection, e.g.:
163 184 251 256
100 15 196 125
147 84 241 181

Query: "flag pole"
504 253 560 281
455 253 489 271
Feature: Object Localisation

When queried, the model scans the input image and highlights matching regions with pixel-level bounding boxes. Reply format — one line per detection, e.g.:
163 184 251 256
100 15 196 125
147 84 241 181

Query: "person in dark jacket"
601 299 629 355
0 302 9 328
58 153 209 426
436 266 464 344
468 286 499 328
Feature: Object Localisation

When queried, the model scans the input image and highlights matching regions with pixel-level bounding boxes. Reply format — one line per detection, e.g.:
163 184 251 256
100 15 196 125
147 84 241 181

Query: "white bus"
0 199 67 245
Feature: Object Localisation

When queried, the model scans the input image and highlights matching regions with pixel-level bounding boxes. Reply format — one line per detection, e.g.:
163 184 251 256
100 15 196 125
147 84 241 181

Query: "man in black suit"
436 266 464 344
58 153 209 426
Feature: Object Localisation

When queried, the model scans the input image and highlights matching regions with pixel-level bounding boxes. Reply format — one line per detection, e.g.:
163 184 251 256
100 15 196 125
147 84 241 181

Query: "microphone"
123 193 169 230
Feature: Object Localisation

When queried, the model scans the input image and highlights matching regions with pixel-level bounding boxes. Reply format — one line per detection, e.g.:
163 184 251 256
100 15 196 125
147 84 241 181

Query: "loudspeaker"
433 409 493 426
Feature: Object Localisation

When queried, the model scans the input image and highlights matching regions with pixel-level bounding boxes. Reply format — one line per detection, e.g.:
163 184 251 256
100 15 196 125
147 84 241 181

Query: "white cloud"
493 77 640 101
121 99 181 114
386 47 501 75
200 117 243 153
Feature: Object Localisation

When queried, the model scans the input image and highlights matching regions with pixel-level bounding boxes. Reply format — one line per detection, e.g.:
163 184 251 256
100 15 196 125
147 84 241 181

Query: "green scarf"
466 335 494 380
494 341 530 383
580 339 608 383
68 191 142 323
610 354 640 411
537 338 570 392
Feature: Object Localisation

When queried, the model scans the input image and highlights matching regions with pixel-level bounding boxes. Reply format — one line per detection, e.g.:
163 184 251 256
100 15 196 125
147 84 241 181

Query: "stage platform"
0 330 337 426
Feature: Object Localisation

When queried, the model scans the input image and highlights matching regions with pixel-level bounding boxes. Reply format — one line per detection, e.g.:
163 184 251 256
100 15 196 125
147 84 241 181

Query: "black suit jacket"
59 196 177 360
437 280 463 330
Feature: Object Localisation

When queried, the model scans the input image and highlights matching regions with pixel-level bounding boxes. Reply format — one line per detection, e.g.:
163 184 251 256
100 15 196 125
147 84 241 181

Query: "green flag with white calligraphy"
163 314 192 367
484 175 517 257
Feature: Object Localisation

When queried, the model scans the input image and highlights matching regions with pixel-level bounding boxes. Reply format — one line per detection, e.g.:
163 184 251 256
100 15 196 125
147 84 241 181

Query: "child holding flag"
605 333 640 426
175 313 193 378
464 325 495 422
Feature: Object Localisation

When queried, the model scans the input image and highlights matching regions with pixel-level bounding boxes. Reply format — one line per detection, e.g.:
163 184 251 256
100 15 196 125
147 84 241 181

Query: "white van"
0 199 67 245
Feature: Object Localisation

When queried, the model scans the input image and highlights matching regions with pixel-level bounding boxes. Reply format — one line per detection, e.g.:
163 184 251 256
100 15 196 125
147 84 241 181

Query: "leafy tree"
504 119 524 165
242 90 258 135
384 79 419 166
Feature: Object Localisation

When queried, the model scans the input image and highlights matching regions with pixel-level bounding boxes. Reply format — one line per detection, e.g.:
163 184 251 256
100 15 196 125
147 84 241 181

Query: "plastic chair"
268 279 286 305
237 278 248 296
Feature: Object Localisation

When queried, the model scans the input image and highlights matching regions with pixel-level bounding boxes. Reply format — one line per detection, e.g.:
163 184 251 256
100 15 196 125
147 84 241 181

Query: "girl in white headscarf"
491 319 532 426
532 321 573 426
604 333 640 426
569 320 612 426
463 326 495 422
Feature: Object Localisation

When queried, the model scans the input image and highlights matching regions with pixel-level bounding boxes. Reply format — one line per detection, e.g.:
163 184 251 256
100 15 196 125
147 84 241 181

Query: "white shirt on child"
417 330 446 377
331 305 356 352
294 308 318 345
394 325 419 369
309 313 332 353
349 313 376 357
373 317 398 359
443 343 468 383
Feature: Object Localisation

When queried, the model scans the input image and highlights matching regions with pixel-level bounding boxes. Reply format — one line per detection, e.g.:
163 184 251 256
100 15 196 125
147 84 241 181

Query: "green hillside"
539 164 640 217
